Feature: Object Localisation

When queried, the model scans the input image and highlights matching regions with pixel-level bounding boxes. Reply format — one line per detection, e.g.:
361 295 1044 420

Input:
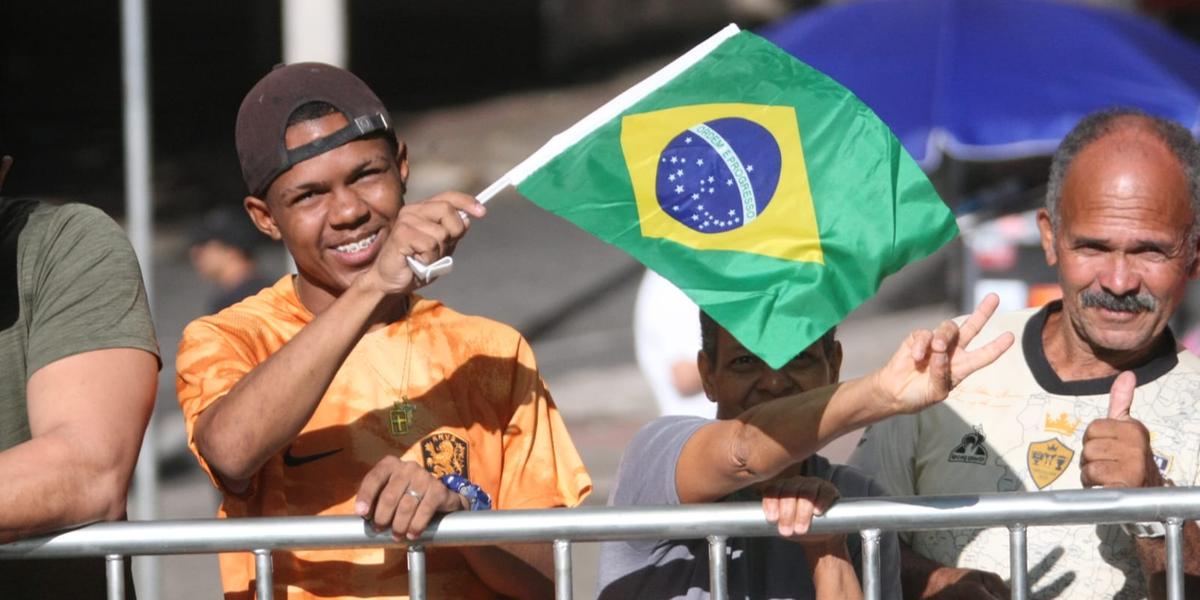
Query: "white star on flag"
675 185 684 193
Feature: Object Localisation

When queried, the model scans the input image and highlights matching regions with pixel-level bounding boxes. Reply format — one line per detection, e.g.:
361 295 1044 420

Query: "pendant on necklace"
389 397 416 436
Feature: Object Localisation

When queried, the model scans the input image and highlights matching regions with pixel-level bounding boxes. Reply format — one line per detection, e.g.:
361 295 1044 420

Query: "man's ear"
243 196 281 241
697 350 717 404
1190 246 1200 280
1037 208 1058 266
395 139 409 189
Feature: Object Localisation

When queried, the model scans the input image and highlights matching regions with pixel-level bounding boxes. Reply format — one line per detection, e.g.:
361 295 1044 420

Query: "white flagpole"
498 23 741 190
408 23 742 281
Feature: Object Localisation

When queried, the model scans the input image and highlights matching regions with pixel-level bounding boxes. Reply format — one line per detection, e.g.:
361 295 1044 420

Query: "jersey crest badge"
1027 438 1074 489
948 430 988 465
421 432 469 478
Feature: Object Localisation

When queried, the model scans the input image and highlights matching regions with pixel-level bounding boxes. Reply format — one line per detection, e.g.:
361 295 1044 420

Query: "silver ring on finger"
406 488 424 502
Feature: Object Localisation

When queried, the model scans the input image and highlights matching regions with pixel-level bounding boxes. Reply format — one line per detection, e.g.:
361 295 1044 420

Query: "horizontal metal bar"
3 487 1199 559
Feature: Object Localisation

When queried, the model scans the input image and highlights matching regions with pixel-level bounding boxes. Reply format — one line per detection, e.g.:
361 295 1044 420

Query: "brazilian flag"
514 28 955 369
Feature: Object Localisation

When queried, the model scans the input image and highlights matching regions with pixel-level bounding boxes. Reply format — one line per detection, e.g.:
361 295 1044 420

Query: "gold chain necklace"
388 300 416 436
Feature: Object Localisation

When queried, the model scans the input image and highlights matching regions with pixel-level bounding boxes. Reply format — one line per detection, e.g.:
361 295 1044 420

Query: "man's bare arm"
900 542 1008 599
1081 372 1200 599
193 277 395 492
0 348 156 543
676 295 1014 503
194 195 482 493
1133 525 1200 600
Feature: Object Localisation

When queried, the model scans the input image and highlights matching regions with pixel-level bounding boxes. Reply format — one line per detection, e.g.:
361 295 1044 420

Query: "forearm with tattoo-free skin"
1082 372 1200 600
1133 521 1200 600
193 276 398 493
807 540 864 600
677 296 1015 503
677 377 889 503
194 193 482 493
0 348 156 543
899 543 1008 599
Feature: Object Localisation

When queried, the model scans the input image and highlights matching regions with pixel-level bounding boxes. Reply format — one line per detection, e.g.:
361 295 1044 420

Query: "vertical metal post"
106 554 125 600
254 549 274 600
408 545 427 600
707 535 729 600
1166 518 1184 600
1009 523 1028 600
861 529 882 600
120 0 158 598
554 538 573 600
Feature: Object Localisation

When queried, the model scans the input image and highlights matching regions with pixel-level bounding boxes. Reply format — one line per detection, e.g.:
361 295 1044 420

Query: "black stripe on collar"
1022 300 1178 396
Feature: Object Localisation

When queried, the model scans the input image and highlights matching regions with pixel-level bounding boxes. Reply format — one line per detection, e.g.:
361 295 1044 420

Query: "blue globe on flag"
655 117 782 234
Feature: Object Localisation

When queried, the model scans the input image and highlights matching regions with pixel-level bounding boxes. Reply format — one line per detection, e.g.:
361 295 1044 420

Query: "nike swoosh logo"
283 445 342 467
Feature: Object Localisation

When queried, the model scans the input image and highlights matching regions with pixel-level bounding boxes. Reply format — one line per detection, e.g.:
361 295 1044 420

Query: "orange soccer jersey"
176 277 592 599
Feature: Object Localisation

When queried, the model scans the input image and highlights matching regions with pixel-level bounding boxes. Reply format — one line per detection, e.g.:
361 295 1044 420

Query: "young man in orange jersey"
176 63 590 600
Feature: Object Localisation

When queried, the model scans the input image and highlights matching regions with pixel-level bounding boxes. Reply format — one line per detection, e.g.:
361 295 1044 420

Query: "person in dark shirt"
188 206 276 312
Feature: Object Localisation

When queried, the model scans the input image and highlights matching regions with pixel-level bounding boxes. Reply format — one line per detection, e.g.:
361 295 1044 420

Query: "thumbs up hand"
1080 372 1163 489
1106 371 1136 420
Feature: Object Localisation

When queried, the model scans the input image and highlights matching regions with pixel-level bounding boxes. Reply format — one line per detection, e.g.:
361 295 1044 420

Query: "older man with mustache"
851 108 1200 600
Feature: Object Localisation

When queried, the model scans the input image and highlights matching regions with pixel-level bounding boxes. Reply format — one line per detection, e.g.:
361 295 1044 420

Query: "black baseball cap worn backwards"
235 62 393 198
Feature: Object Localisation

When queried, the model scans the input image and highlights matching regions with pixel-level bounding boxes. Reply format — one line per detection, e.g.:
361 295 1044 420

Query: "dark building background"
1 0 1193 219
0 1 781 218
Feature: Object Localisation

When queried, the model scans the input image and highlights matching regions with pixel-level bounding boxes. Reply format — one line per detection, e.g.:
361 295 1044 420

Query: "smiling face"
244 112 408 312
1039 123 1198 358
699 325 842 420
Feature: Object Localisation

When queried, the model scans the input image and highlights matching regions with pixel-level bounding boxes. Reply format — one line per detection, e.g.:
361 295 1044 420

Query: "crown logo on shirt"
1044 412 1080 437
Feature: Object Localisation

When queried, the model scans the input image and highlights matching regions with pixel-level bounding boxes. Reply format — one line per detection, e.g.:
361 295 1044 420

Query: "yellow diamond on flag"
620 103 823 264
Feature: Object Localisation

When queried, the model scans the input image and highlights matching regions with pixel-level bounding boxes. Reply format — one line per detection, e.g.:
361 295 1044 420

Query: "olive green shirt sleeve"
23 203 159 377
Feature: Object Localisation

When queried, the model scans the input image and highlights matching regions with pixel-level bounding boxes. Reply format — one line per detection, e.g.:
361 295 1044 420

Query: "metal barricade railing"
2 487 1198 600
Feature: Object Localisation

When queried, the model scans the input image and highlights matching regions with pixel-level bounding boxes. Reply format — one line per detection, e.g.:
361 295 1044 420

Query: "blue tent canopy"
760 0 1200 170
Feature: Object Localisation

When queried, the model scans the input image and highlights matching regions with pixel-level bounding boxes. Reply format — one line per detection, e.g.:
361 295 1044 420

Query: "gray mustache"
1080 289 1157 313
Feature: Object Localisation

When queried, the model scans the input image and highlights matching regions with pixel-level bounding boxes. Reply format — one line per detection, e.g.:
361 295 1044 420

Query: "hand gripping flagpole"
404 23 743 283
401 175 511 282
